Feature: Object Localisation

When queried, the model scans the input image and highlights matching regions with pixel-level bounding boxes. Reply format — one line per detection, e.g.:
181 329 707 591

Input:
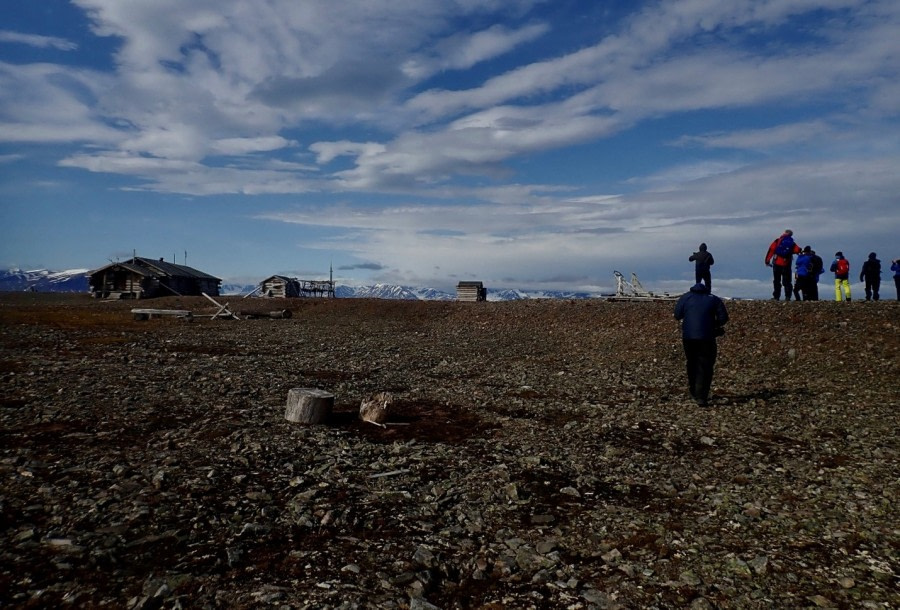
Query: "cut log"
284 388 334 424
239 309 292 319
359 392 393 425
131 309 192 320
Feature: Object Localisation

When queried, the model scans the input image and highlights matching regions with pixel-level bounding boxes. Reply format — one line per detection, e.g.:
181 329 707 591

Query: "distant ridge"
0 268 90 293
0 268 605 301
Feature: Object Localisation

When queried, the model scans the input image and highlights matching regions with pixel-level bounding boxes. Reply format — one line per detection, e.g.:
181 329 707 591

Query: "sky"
1 0 898 298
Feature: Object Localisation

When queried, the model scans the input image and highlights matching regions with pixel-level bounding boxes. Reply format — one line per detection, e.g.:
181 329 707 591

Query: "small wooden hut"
260 275 301 298
88 257 221 299
456 281 487 302
259 275 335 298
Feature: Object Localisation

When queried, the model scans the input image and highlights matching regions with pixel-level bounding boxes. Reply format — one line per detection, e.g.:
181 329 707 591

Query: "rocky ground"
1 292 898 609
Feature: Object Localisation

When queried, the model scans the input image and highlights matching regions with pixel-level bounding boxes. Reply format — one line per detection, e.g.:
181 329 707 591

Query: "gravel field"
1 292 898 609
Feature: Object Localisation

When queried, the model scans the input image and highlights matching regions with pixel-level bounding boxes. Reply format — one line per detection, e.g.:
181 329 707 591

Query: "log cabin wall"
89 257 221 299
261 276 302 298
456 281 486 302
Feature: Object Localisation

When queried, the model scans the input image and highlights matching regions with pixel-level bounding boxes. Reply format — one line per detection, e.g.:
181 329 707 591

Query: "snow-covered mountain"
219 283 260 296
334 284 603 300
335 284 455 300
0 268 90 292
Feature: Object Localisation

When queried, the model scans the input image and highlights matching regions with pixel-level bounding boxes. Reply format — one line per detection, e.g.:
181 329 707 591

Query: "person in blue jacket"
793 247 813 301
674 283 729 406
689 243 714 290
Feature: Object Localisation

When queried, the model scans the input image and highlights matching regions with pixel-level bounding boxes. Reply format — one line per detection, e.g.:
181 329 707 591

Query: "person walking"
830 251 852 302
765 229 801 300
794 247 814 300
689 243 714 290
859 252 881 301
674 283 729 406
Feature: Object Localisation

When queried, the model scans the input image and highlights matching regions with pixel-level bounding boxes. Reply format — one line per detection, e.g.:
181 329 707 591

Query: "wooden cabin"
88 257 221 299
260 275 301 298
456 281 487 302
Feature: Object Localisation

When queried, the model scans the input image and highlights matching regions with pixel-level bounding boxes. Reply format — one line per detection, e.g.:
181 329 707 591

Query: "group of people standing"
764 229 893 302
674 231 897 408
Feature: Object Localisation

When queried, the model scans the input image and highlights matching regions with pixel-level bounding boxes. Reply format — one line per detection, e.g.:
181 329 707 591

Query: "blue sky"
1 0 898 297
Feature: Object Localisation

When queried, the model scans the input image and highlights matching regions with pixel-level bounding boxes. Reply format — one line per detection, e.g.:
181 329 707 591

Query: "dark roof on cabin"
89 257 221 281
262 275 296 282
457 281 484 287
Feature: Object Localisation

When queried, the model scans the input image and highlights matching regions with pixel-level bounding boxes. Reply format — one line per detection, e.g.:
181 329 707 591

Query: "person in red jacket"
765 229 802 301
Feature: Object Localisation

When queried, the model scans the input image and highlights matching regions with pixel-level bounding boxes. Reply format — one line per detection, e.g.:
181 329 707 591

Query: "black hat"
835 251 843 257
802 245 812 253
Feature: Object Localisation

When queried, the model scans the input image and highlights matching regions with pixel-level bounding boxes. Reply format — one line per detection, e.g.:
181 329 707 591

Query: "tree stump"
359 392 393 426
284 388 334 424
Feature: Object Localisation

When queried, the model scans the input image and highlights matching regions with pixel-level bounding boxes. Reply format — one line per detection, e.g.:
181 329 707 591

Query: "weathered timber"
285 388 334 424
202 292 240 320
131 309 193 320
238 309 292 319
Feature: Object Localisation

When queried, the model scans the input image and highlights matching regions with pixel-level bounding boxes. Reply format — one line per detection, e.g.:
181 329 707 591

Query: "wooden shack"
88 257 221 299
456 281 487 302
260 275 301 298
260 275 334 298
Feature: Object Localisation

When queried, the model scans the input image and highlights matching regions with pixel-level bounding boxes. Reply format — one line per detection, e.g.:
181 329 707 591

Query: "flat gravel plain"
1 293 898 609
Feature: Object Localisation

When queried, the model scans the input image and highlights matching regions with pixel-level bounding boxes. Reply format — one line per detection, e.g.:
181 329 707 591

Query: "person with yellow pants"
830 251 851 302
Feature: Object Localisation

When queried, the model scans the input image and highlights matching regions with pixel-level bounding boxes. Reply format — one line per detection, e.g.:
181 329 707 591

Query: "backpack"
836 258 849 275
774 235 795 257
810 255 823 276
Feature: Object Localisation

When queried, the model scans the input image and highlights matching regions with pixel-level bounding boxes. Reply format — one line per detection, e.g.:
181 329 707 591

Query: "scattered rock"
1 294 896 608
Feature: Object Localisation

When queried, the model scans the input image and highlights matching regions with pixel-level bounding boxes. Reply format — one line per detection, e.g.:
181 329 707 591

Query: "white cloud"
210 136 295 155
402 23 549 79
0 30 77 51
674 121 834 151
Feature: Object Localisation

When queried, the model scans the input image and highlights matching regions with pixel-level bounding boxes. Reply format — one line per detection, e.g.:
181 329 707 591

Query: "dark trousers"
772 264 792 300
695 269 711 290
794 275 815 300
683 339 717 402
896 276 900 301
808 279 819 301
864 278 880 301
793 276 803 300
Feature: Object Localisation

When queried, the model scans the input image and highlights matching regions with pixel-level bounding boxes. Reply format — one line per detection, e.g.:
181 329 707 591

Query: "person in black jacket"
674 283 729 406
689 243 714 290
860 252 881 301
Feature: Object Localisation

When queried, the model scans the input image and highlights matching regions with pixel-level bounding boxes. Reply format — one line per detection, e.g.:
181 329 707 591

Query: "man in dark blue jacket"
689 243 714 290
674 283 729 406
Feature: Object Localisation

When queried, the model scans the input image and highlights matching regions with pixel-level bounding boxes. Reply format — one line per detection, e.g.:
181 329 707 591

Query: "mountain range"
0 268 605 301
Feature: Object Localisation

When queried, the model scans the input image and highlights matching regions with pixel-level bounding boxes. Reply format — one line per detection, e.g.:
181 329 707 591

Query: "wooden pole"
284 388 334 424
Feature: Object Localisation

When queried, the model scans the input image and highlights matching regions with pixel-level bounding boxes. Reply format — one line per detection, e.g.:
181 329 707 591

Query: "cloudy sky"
1 0 898 297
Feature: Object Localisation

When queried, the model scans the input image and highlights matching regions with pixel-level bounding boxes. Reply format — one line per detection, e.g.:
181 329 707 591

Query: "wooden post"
285 388 334 424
